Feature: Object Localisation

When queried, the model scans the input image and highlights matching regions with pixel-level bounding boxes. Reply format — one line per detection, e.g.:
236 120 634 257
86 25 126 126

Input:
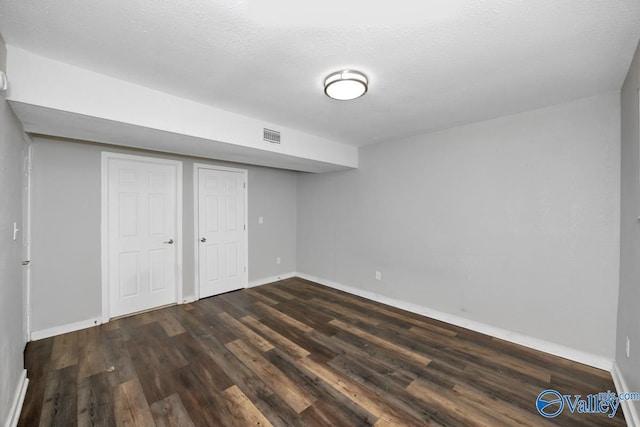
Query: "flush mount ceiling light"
324 70 368 101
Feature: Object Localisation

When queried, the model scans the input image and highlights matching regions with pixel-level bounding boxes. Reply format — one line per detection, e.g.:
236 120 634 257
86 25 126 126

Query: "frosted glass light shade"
324 70 368 100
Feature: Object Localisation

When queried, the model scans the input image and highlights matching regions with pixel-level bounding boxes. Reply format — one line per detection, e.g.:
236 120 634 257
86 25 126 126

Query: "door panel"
149 249 167 292
119 193 138 236
227 242 239 279
226 196 238 230
198 167 246 298
206 244 220 282
149 195 166 234
107 157 178 317
119 252 140 297
206 196 219 232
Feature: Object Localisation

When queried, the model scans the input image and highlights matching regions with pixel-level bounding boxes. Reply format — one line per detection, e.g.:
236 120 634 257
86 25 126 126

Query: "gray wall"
617 39 640 409
30 138 297 332
298 92 621 359
0 34 27 424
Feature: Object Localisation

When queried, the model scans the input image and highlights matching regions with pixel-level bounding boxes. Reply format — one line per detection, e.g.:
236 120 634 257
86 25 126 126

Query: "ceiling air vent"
263 128 281 144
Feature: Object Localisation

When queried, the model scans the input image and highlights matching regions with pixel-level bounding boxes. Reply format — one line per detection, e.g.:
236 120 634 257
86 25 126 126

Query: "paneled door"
196 166 247 298
104 154 181 318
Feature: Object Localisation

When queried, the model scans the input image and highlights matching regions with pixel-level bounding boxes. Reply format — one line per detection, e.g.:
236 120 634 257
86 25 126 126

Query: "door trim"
23 140 32 342
101 152 183 323
193 163 248 300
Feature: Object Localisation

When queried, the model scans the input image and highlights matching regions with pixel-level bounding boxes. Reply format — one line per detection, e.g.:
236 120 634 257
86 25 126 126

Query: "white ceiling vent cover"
263 128 281 144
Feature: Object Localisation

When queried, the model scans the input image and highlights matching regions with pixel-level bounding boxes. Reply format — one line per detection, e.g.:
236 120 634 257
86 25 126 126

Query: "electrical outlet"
375 271 381 280
626 337 631 358
276 257 281 265
258 216 264 224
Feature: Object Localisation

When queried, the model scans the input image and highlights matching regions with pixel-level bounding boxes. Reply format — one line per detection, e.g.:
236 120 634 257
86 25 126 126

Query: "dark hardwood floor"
20 278 625 426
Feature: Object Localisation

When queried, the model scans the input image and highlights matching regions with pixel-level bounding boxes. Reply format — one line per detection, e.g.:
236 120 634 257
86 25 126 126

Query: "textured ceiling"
1 0 639 146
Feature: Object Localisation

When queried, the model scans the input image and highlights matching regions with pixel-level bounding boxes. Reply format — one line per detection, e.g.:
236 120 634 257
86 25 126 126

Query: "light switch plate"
626 336 631 358
0 71 7 91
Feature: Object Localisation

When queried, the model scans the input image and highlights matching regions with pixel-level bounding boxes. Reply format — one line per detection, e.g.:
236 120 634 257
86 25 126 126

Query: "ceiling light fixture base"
324 70 368 101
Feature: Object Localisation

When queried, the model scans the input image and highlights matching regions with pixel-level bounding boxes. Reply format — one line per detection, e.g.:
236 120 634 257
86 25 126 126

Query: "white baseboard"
248 272 297 288
296 273 613 372
180 296 197 304
31 317 102 341
612 362 640 427
4 369 28 427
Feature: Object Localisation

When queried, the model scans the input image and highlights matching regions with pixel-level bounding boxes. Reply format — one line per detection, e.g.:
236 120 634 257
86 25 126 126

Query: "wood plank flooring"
20 278 626 426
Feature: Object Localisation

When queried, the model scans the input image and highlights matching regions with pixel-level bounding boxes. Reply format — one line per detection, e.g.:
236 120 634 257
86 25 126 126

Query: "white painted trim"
612 362 640 427
175 160 184 306
100 153 109 323
4 369 28 427
193 163 249 301
296 273 613 371
23 142 32 342
31 317 102 341
243 170 249 287
194 163 251 175
248 272 297 288
100 152 183 322
180 296 197 305
192 164 200 300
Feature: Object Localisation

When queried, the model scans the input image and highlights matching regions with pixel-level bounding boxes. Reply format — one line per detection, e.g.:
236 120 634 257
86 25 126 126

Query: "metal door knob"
200 237 206 243
164 239 174 244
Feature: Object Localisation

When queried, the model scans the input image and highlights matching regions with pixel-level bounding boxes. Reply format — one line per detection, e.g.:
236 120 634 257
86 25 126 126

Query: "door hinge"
243 182 246 189
243 224 246 231
244 266 247 273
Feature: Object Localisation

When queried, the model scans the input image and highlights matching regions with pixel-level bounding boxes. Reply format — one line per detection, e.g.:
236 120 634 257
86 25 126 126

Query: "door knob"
164 239 174 244
200 237 206 243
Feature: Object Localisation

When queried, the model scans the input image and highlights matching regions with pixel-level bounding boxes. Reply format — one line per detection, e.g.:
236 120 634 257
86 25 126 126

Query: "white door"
105 155 180 318
197 166 247 298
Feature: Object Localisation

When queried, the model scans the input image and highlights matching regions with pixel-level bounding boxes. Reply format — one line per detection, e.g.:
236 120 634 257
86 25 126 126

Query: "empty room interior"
2 1 640 426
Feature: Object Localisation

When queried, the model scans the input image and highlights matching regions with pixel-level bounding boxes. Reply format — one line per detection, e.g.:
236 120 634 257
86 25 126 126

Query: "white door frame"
22 139 32 342
101 152 183 322
193 163 248 300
